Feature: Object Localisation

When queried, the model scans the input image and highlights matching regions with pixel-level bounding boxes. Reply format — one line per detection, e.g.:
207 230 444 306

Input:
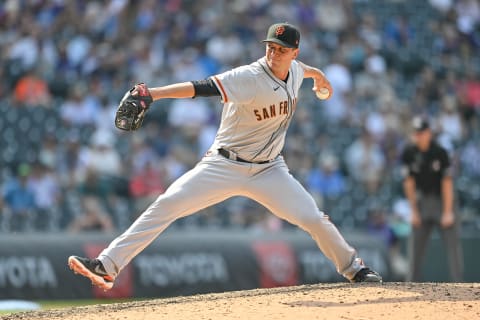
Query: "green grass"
0 298 140 316
40 298 135 309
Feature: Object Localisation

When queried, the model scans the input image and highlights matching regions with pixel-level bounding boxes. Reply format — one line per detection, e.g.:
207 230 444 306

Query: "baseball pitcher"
68 23 382 290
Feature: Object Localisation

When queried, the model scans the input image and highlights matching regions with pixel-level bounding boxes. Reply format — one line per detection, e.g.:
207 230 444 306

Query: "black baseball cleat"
68 256 114 290
351 267 383 283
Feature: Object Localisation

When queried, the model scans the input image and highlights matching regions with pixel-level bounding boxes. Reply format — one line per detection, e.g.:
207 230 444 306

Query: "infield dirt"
2 282 479 320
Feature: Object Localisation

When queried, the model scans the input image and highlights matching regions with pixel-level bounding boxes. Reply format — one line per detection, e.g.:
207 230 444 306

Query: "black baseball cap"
262 23 300 48
412 116 430 132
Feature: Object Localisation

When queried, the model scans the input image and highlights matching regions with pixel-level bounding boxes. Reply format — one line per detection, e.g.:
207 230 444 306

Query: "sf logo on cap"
275 26 285 36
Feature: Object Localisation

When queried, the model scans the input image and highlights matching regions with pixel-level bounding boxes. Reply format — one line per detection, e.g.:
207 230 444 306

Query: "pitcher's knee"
293 211 329 230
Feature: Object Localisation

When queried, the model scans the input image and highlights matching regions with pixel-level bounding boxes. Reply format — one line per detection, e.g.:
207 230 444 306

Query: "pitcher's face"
265 42 298 69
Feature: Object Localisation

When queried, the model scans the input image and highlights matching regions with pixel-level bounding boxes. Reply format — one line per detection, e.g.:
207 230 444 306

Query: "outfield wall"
0 230 477 300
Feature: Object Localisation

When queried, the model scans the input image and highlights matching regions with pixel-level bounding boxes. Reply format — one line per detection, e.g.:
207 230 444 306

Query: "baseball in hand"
316 88 330 100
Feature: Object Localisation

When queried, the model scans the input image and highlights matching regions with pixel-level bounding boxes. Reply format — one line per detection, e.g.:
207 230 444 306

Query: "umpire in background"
401 116 463 282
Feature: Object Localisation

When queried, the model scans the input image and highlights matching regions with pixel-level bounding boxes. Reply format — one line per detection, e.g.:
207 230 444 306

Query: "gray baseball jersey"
211 57 302 162
97 57 366 281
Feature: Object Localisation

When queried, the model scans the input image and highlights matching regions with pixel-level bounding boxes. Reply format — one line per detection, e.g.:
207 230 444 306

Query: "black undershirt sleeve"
191 79 221 97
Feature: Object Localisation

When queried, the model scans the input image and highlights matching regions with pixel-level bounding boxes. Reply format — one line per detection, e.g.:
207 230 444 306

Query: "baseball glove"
115 83 153 131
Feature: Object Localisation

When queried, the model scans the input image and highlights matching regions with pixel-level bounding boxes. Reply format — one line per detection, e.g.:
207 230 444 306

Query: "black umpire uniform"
401 116 463 282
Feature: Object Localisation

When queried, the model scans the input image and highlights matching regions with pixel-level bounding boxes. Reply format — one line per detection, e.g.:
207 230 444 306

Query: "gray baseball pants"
98 152 363 280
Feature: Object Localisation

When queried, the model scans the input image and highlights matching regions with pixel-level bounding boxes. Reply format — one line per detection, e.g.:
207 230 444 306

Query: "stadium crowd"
0 0 479 248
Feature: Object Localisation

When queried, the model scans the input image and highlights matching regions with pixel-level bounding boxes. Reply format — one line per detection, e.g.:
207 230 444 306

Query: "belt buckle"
227 150 237 161
218 148 237 161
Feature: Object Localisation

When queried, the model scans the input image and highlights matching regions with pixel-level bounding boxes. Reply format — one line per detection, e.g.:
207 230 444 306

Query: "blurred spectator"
283 134 312 182
56 131 84 189
354 46 390 101
270 0 296 22
127 133 166 213
129 35 160 85
67 195 115 233
391 198 412 238
197 123 219 158
68 166 115 233
13 67 52 107
454 0 480 37
460 138 480 177
436 94 464 144
458 69 480 123
340 33 367 72
410 88 432 117
429 0 453 14
383 14 415 50
59 84 97 128
365 102 388 143
294 107 316 140
358 13 382 50
306 152 346 200
128 134 160 174
172 48 210 83
344 129 386 193
315 0 350 34
79 130 122 181
322 55 353 123
167 96 213 169
7 29 39 72
433 21 462 54
206 29 244 68
27 162 62 231
134 0 157 32
143 121 171 158
161 146 191 183
38 135 62 170
129 160 167 213
366 208 408 280
415 66 442 108
168 98 212 130
438 70 461 101
65 28 92 69
1 163 36 232
364 47 387 77
296 0 317 29
94 96 118 133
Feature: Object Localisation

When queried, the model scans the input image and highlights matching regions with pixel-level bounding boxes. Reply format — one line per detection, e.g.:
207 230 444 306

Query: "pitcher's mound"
4 282 480 320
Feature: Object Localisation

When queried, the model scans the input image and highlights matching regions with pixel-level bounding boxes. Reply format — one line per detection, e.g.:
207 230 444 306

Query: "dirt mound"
2 282 479 320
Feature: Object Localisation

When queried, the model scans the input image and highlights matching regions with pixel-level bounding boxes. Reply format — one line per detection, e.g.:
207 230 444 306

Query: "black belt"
218 148 271 164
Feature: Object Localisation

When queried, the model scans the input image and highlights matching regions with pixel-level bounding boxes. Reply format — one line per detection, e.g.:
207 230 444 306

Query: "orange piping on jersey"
214 76 228 102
